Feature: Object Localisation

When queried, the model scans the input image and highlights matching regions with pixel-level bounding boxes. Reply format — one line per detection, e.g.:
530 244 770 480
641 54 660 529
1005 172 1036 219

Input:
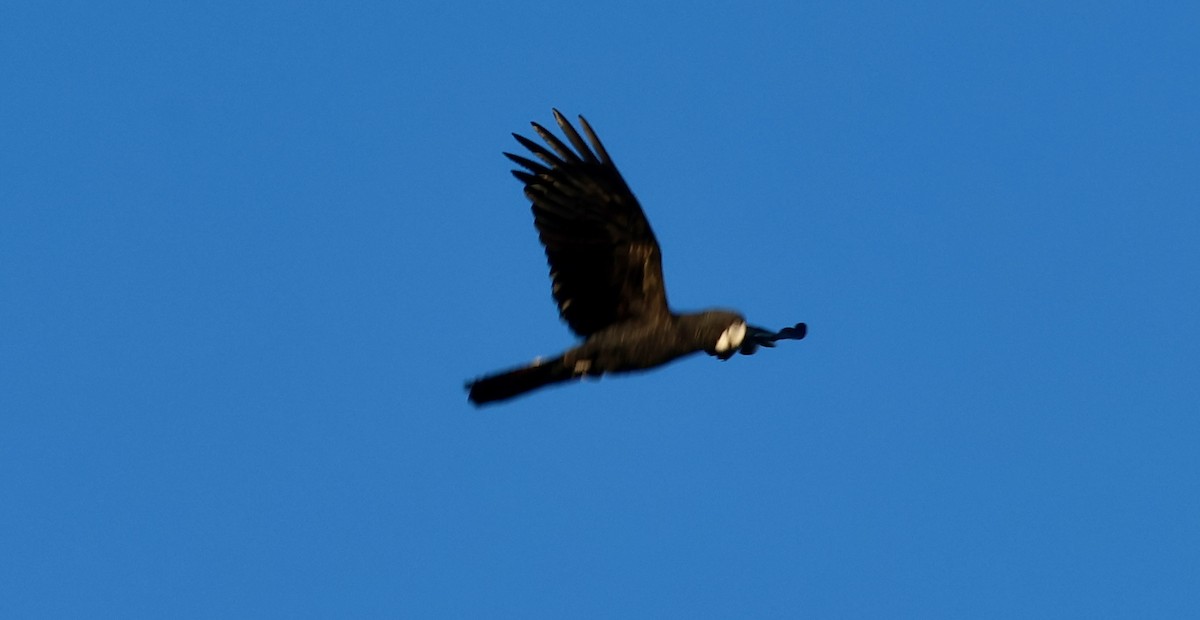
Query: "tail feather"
467 357 573 405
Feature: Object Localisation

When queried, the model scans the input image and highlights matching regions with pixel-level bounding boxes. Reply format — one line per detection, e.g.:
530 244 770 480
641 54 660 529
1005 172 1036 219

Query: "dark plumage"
467 110 806 405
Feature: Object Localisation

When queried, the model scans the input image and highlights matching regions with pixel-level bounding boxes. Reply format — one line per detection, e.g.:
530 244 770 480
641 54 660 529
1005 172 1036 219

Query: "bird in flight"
466 110 806 405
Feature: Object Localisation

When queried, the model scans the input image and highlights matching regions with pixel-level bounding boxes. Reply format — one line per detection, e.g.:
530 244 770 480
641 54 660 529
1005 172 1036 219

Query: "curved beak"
737 322 807 356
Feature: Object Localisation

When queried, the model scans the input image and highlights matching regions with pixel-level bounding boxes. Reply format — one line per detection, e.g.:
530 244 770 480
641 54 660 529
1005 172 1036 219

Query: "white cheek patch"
715 321 747 353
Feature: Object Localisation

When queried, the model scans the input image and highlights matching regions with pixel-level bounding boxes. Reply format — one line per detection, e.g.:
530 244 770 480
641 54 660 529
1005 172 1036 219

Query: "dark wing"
506 109 669 336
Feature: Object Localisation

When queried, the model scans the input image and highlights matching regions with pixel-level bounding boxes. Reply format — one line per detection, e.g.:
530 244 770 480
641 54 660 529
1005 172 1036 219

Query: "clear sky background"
3 1 1198 617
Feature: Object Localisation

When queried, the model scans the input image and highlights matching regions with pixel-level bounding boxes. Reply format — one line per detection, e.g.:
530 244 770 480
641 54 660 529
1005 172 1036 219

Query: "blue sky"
3 1 1198 617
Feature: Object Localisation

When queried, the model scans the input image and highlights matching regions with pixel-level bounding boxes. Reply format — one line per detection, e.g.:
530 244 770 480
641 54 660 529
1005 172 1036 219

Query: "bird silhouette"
467 110 806 405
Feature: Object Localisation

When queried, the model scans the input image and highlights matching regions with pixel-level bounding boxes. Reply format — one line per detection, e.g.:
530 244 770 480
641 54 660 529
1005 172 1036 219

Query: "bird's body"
467 111 806 405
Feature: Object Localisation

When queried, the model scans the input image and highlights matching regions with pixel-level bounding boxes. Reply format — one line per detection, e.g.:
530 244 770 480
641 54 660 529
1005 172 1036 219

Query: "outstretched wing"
506 110 669 337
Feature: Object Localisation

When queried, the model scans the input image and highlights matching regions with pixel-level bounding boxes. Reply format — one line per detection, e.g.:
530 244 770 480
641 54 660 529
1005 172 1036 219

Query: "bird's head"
690 310 749 360
692 311 807 360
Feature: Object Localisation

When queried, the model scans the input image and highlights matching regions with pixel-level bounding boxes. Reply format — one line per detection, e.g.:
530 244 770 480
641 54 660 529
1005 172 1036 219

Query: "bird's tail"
466 357 573 406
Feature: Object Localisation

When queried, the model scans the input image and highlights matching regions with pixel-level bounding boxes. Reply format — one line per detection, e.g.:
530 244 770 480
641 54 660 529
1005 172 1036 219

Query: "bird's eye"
715 321 747 353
